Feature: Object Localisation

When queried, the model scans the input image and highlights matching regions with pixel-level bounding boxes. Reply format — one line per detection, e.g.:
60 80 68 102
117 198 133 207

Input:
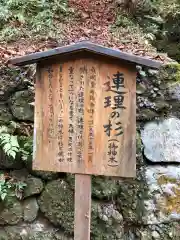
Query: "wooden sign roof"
9 41 162 69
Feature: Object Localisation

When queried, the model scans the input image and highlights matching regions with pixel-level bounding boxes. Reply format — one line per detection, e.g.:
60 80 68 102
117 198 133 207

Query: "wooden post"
74 174 91 240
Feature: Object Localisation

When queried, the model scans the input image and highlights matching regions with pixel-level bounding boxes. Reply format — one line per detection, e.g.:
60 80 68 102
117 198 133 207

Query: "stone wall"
0 63 180 239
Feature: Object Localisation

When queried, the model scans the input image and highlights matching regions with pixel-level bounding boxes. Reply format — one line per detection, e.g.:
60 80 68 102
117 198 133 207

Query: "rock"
91 202 124 239
137 109 158 121
0 200 23 225
0 66 32 101
0 229 9 240
117 178 149 224
38 179 74 233
141 117 180 163
0 149 24 170
5 226 23 240
25 160 60 181
67 174 119 200
147 69 159 77
155 99 169 111
137 83 146 94
9 90 34 121
168 82 180 101
27 232 56 240
159 63 180 101
54 232 73 240
92 176 119 199
151 231 161 239
24 177 43 198
39 179 123 239
0 104 12 124
10 169 29 181
4 218 65 239
31 170 59 181
144 165 180 224
159 63 180 83
23 198 39 222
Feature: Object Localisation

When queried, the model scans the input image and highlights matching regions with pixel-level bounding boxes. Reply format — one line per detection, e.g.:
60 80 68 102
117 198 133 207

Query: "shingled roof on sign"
9 41 162 69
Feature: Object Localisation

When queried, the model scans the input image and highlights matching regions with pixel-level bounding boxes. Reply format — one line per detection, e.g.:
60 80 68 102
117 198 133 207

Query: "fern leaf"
3 143 12 152
11 136 19 147
8 150 16 159
1 192 7 201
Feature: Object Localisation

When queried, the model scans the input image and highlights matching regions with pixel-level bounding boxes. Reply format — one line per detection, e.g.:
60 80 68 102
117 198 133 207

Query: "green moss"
114 15 135 28
137 109 159 121
38 179 74 234
0 229 8 240
91 201 123 240
66 174 119 200
39 179 124 239
92 176 119 200
136 131 142 153
157 175 180 215
159 63 180 83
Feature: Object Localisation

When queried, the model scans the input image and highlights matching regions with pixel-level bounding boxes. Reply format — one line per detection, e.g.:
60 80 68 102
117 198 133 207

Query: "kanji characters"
112 71 124 90
103 120 112 137
107 140 119 166
112 95 125 110
104 96 111 108
103 71 126 166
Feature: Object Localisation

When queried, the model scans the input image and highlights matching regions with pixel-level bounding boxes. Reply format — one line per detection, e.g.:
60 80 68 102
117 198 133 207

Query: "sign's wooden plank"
33 58 136 177
74 174 91 240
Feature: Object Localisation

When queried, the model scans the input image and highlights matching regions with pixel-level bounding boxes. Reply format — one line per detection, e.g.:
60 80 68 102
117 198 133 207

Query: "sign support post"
74 174 91 240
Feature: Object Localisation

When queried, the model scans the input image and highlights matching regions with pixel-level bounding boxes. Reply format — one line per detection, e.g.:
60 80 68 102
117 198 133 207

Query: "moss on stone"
38 179 124 239
0 104 13 124
0 229 9 240
137 109 159 121
38 179 74 234
9 90 34 121
66 174 119 200
24 176 44 198
157 175 180 215
91 201 124 240
136 131 142 153
0 199 23 225
159 63 180 83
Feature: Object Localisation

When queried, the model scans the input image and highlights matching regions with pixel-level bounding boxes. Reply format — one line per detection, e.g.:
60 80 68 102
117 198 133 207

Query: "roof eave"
8 41 162 69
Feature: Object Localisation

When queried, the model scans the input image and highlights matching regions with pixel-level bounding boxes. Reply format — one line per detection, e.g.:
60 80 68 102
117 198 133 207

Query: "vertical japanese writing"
76 66 86 163
67 66 74 162
57 65 64 162
88 67 96 163
47 66 54 140
103 71 126 167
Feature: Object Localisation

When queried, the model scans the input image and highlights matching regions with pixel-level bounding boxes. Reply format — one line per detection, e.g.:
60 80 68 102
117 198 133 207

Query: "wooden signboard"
33 58 136 177
9 41 162 240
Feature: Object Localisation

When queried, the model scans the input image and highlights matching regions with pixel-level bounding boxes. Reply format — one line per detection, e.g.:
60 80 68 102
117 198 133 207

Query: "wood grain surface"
33 57 136 177
74 174 91 240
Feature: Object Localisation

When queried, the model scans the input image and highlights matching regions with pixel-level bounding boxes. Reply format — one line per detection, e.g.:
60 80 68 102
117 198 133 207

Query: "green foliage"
0 173 27 201
0 125 20 159
0 0 70 41
0 174 12 201
19 136 33 161
0 121 33 161
115 15 135 28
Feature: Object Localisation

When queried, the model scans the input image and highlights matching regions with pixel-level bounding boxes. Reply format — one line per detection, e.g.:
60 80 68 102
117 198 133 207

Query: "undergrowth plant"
0 0 71 41
0 121 31 201
0 174 12 201
0 173 27 201
0 121 33 161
